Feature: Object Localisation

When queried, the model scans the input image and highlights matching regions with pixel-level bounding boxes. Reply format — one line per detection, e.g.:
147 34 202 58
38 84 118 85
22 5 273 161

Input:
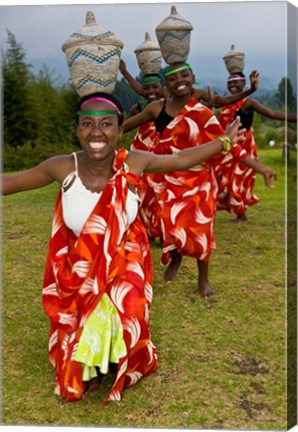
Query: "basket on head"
155 5 193 65
62 11 124 96
134 32 162 75
223 44 245 74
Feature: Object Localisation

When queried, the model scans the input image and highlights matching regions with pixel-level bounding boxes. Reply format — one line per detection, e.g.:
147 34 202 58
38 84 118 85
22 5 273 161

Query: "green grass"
2 148 296 429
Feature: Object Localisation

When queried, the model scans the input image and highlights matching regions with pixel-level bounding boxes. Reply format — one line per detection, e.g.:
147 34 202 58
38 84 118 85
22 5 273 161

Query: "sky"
1 0 297 93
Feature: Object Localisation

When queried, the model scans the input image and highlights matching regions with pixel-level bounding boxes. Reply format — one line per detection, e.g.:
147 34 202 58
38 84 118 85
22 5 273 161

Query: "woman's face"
165 64 194 97
227 78 245 95
142 82 163 102
76 100 122 160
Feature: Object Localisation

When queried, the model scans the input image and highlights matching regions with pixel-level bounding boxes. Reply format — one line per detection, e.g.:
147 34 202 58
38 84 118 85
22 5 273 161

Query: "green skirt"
75 293 127 381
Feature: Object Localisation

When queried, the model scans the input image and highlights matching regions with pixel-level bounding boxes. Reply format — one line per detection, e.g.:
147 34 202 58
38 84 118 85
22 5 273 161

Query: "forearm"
1 174 41 195
213 87 255 108
123 110 153 133
177 139 227 168
252 99 297 121
146 138 227 173
242 155 277 188
286 113 297 122
122 116 141 133
1 160 57 195
242 156 266 174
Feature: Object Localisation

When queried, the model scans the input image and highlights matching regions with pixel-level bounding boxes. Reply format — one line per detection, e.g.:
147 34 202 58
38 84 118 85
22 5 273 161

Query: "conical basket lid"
155 5 193 32
223 44 245 61
134 32 161 54
62 10 124 51
223 44 245 73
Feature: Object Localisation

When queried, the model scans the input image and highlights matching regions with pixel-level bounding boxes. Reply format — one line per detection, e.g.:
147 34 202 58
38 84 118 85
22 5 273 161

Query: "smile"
89 142 106 150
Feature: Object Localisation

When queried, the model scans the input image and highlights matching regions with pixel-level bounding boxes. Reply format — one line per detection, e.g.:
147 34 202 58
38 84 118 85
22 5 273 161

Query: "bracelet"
218 136 232 152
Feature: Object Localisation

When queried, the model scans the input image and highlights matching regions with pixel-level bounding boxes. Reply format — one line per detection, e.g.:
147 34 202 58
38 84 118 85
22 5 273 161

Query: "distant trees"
275 77 296 112
2 30 296 170
2 30 81 170
3 30 35 149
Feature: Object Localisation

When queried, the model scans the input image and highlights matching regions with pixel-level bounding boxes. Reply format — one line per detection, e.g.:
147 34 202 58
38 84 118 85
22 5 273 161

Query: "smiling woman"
1 89 273 404
121 62 277 300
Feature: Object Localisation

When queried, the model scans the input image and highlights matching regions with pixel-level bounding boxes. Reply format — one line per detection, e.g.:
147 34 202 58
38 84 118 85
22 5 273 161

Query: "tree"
3 30 36 148
275 77 296 112
30 65 78 146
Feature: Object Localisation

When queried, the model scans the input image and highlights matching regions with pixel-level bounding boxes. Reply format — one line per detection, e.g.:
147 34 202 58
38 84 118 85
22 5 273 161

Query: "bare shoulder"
147 99 164 115
192 88 207 100
41 152 78 183
244 98 257 109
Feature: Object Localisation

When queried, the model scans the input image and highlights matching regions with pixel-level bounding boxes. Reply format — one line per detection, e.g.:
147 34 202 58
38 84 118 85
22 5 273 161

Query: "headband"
77 110 118 116
142 76 162 85
79 97 122 115
164 64 191 77
227 74 246 82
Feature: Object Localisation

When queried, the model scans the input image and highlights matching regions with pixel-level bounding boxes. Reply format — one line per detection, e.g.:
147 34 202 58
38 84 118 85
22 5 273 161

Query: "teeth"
177 85 186 90
89 142 105 150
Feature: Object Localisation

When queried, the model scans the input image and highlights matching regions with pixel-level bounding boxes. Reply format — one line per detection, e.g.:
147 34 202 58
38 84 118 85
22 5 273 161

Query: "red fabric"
42 148 157 404
148 98 248 264
131 122 163 239
216 99 259 215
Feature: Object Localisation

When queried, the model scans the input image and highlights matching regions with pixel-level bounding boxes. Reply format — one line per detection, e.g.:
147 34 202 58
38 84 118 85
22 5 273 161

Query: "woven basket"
223 44 245 74
134 32 162 75
155 5 193 65
61 11 124 96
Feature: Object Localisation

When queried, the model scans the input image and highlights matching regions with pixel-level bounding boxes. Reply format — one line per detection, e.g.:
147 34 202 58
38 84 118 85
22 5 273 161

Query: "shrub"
3 140 79 171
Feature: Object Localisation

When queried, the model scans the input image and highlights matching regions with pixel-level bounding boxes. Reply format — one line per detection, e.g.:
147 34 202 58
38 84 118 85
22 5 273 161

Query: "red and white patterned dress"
131 122 163 239
216 99 259 215
148 98 248 264
42 148 157 404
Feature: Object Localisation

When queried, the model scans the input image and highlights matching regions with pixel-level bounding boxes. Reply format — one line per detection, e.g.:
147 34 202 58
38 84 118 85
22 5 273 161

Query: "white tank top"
62 152 139 237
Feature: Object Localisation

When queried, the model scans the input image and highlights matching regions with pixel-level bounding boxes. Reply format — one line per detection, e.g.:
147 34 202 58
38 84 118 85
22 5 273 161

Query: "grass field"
1 148 296 429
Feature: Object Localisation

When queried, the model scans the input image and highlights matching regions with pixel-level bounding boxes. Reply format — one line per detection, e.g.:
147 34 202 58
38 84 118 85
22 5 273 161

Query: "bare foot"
199 279 216 300
164 250 182 283
230 214 247 224
84 376 102 397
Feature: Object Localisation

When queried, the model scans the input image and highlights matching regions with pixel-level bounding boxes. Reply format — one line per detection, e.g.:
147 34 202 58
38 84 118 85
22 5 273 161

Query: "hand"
206 85 216 108
262 167 277 189
225 116 245 144
249 70 259 91
119 59 126 74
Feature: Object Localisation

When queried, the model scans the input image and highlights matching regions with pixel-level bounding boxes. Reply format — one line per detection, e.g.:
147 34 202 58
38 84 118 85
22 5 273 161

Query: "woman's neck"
78 151 115 191
167 94 191 116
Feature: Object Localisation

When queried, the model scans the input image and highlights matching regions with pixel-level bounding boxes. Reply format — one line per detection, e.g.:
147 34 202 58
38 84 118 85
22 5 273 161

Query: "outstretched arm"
1 155 68 195
197 70 259 109
119 59 145 97
246 98 297 122
127 117 243 174
122 100 162 132
242 156 277 189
